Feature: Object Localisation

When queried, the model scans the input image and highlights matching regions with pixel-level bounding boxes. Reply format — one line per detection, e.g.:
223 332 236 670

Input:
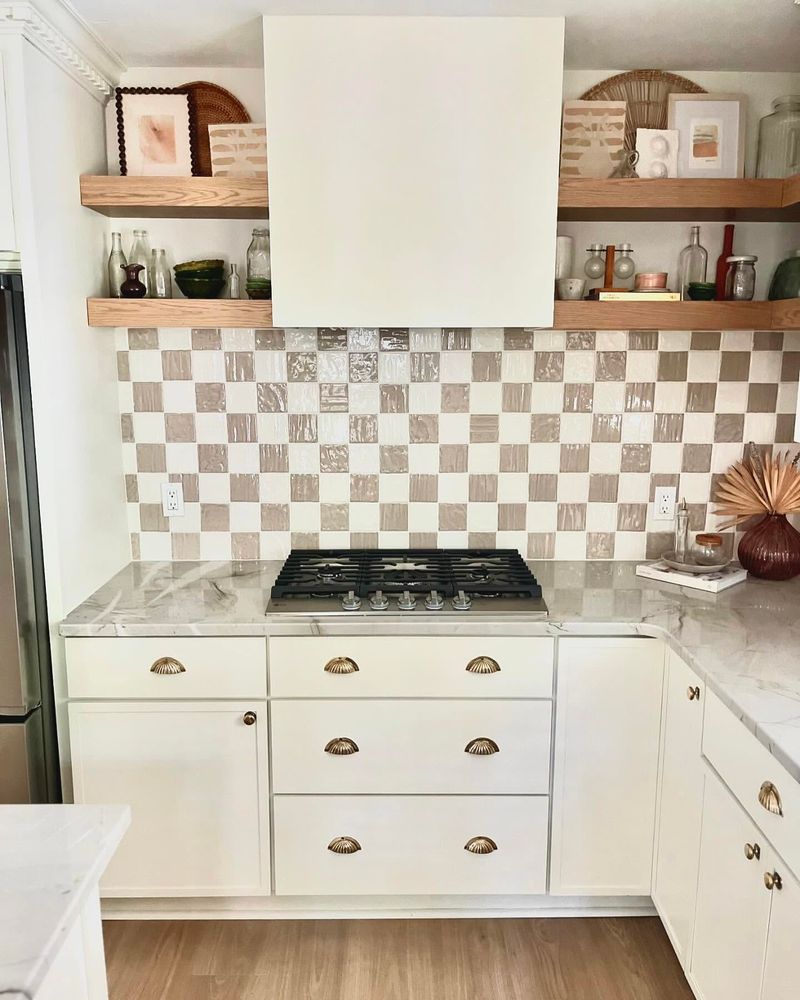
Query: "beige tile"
290 473 319 501
321 503 349 530
592 413 622 442
228 413 259 443
201 503 230 531
292 531 320 549
534 351 564 382
754 331 783 351
380 503 408 530
501 383 531 412
198 443 228 473
442 383 470 412
657 351 688 381
748 383 778 412
232 533 260 560
257 383 288 412
529 474 557 501
196 383 226 412
566 331 595 350
261 503 289 530
171 533 200 560
617 502 647 531
130 533 141 558
781 352 800 382
287 352 317 382
596 351 626 381
439 444 468 473
588 474 618 502
379 328 409 351
225 351 255 382
117 351 130 381
563 384 593 412
320 444 349 472
191 328 221 350
128 328 159 349
260 443 288 472
469 414 498 443
531 414 560 443
557 502 586 531
139 503 168 531
165 413 196 443
439 503 467 530
468 531 496 549
171 472 198 502
410 414 439 443
133 382 163 412
288 414 318 443
255 329 284 350
320 383 349 412
498 503 526 530
469 474 498 501
776 413 796 442
410 532 438 547
441 329 471 350
686 383 716 412
318 328 348 351
586 531 615 558
720 351 750 381
500 444 528 472
350 352 378 382
649 472 680 501
410 352 440 382
690 331 720 350
381 384 409 413
410 474 438 501
527 532 555 559
136 443 166 472
124 474 139 502
625 382 655 412
653 413 684 443
351 475 379 502
621 443 651 473
646 531 673 560
230 474 259 502
350 531 379 547
628 331 658 350
120 413 134 443
687 503 708 532
714 413 744 442
503 328 534 350
560 443 589 472
162 350 192 380
380 445 408 473
472 352 502 382
349 414 379 443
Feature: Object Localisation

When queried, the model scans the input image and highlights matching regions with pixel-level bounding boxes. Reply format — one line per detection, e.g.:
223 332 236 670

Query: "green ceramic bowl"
687 282 716 301
174 275 226 299
174 259 225 274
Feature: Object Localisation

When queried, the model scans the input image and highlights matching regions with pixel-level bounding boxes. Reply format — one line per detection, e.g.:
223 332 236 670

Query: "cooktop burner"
268 549 547 615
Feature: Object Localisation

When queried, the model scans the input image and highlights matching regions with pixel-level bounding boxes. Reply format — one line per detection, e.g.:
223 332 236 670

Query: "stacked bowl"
174 259 226 298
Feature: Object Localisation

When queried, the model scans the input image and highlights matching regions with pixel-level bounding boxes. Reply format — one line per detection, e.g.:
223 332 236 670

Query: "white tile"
777 381 798 413
682 412 715 441
497 473 528 502
559 412 592 443
744 413 777 442
617 472 650 501
625 351 658 381
554 532 587 559
557 472 589 501
501 351 534 382
348 383 379 413
190 350 226 382
319 531 350 549
128 350 164 381
165 443 199 472
349 503 380 531
318 352 348 383
285 328 317 350
687 351 720 381
408 444 439 473
140 533 172 559
711 443 743 474
467 502 498 531
254 350 287 382
349 443 379 473
408 502 437 531
379 352 410 383
225 382 258 413
257 413 289 442
126 502 140 532
229 502 261 531
178 504 201 532
132 412 166 442
287 382 319 412
228 443 261 473
319 473 350 501
563 350 595 382
378 531 410 547
658 331 690 350
409 329 440 351
614 532 646 559
194 413 228 443
680 472 712 503
162 381 196 412
592 382 625 412
589 443 621 473
158 328 191 350
654 382 687 412
121 443 137 474
438 473 469 501
621 412 654 442
470 328 503 350
586 502 616 531
651 442 682 473
290 503 321 531
221 328 255 351
528 442 560 473
348 328 379 351
469 382 502 411
439 413 470 444
378 413 409 444
439 351 471 383
749 351 782 382
468 443 498 472
438 530 469 547
261 532 291 559
379 474 409 502
596 331 626 351
409 383 440 412
498 413 531 442
286 443 319 473
530 383 564 413
136 473 163 503
118 382 134 413
198 474 230 502
318 413 349 444
496 529 528 553
714 381 748 411
259 473 290 503
721 330 753 350
533 330 565 351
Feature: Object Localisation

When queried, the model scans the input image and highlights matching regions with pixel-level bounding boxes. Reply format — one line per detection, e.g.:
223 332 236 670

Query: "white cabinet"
762 862 800 1000
652 648 705 963
69 701 269 897
0 52 16 251
262 15 564 327
550 638 664 895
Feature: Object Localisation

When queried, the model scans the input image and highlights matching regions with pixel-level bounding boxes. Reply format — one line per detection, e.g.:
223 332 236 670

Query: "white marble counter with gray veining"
0 804 129 998
59 560 800 785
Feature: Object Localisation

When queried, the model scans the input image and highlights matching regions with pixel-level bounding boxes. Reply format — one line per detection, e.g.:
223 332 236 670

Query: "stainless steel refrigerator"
0 256 59 802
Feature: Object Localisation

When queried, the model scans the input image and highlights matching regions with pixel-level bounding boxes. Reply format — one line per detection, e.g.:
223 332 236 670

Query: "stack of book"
588 290 680 302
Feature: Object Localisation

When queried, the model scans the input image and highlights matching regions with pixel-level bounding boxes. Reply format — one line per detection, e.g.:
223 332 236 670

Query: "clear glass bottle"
678 226 708 301
674 499 689 563
150 249 171 299
228 263 241 299
128 229 152 296
584 243 606 280
756 96 800 179
246 226 271 298
107 232 126 298
725 255 758 301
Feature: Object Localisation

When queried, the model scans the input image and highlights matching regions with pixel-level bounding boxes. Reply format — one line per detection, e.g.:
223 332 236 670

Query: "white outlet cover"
653 486 677 521
161 482 184 517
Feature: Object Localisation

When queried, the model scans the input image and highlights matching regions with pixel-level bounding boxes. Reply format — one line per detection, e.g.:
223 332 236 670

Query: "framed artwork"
560 100 627 178
208 124 268 177
667 93 746 179
115 87 199 177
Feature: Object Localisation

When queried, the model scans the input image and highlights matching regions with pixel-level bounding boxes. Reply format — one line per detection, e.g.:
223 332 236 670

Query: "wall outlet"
161 482 184 517
653 486 677 521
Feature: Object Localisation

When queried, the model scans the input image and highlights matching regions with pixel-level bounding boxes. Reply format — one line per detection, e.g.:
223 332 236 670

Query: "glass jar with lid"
693 533 725 566
756 96 800 179
725 255 758 301
246 226 271 299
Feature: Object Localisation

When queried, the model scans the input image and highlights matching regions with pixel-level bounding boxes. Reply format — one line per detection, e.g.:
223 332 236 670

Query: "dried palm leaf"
713 447 800 528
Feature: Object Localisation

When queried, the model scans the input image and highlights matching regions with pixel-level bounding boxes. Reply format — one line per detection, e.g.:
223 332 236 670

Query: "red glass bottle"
715 224 735 300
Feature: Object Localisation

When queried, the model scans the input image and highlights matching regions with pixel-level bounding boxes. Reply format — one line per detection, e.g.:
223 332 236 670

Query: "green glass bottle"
768 250 800 301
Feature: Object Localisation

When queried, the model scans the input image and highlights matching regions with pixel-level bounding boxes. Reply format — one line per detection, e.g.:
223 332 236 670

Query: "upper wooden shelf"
558 176 800 221
80 175 268 219
87 298 273 327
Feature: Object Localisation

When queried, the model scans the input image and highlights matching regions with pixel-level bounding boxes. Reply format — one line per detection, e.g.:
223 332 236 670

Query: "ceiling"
66 0 800 71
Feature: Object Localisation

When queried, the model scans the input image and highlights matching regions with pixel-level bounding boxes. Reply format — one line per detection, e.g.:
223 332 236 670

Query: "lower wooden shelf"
553 300 780 331
771 298 800 331
87 298 273 328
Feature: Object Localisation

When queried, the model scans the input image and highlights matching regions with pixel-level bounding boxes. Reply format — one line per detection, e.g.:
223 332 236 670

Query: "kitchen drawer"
273 795 548 895
703 689 800 877
65 638 267 699
268 636 553 698
271 699 552 794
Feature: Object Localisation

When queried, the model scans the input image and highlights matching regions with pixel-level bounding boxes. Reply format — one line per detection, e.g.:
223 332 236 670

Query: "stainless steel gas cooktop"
266 548 549 616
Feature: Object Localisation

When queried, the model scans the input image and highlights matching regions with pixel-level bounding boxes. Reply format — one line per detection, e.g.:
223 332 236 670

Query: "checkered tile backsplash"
118 327 800 561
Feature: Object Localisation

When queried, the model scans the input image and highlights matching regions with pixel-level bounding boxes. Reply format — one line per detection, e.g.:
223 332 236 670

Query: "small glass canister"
756 96 800 179
725 255 758 301
246 226 271 299
693 533 724 566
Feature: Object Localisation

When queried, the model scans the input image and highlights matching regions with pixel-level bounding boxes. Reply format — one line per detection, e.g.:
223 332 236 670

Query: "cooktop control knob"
369 590 389 610
397 590 417 611
341 590 362 611
424 589 444 610
451 589 472 611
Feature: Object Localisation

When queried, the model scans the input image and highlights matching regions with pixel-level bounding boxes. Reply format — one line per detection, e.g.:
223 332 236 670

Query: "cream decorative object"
464 836 498 855
560 101 627 178
758 780 783 816
465 656 501 675
150 656 186 675
464 738 500 756
324 656 359 675
324 737 359 756
327 836 362 855
635 128 679 179
209 124 268 177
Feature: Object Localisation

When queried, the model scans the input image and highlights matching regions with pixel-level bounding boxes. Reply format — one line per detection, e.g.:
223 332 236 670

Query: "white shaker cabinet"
69 701 270 897
761 861 800 1000
550 638 664 895
652 648 705 964
0 53 16 251
262 15 564 327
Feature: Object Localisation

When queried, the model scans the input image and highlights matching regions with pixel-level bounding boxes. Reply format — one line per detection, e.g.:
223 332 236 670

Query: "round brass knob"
324 737 359 756
687 686 700 701
324 656 359 674
744 842 761 861
758 781 783 816
150 656 186 675
465 737 500 756
464 836 498 855
327 836 361 855
764 871 783 891
465 656 500 675
242 711 257 726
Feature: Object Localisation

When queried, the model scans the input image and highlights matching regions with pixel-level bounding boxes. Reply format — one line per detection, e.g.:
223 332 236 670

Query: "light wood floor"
104 917 695 1000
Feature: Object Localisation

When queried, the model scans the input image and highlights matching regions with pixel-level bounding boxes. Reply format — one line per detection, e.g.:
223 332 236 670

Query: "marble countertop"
59 559 800 785
0 804 129 998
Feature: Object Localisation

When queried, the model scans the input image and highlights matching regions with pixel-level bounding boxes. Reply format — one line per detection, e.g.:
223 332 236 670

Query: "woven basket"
180 81 250 176
581 70 706 151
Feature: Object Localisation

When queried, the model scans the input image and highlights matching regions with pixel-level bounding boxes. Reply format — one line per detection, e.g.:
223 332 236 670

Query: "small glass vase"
737 513 800 581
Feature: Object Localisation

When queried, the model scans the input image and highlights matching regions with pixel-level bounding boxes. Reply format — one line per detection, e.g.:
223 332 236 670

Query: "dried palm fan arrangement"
713 447 800 528
580 70 705 152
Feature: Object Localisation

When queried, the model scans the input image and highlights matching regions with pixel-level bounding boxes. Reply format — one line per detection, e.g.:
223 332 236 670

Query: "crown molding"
0 1 123 101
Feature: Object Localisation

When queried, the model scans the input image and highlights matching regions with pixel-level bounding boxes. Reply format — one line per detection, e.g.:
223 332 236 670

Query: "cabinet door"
653 649 705 964
690 771 771 1000
549 638 664 895
0 53 16 251
761 859 800 1000
69 701 269 896
262 15 564 327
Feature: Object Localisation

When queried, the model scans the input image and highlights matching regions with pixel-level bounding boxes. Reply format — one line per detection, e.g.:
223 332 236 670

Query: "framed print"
208 123 267 177
667 93 746 178
560 100 627 178
115 87 199 177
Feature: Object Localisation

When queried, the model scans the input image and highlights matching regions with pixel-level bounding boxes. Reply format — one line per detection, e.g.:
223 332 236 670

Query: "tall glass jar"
150 249 171 299
725 255 758 301
246 226 271 299
678 226 708 301
128 229 152 296
756 97 800 179
107 232 126 298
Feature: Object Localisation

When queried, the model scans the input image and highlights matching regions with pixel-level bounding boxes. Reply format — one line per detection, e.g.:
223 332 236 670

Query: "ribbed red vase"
737 514 800 581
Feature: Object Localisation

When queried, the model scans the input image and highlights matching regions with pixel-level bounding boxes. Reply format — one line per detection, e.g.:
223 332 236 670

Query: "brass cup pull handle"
464 836 498 855
328 836 361 855
764 871 783 892
759 781 783 816
465 737 500 756
324 656 359 675
324 737 359 756
744 842 761 861
242 711 257 726
687 686 700 701
465 656 500 675
150 656 186 675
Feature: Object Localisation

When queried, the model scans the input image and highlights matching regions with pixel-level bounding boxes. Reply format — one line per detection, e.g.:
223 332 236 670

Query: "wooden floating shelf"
771 298 800 331
80 175 268 219
553 300 797 331
783 174 800 209
86 298 273 328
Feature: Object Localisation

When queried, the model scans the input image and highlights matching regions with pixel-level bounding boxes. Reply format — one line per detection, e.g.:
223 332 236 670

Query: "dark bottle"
120 263 147 298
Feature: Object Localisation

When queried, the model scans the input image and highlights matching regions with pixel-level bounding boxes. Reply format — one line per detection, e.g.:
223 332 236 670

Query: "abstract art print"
667 93 745 178
208 124 268 177
115 88 198 177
